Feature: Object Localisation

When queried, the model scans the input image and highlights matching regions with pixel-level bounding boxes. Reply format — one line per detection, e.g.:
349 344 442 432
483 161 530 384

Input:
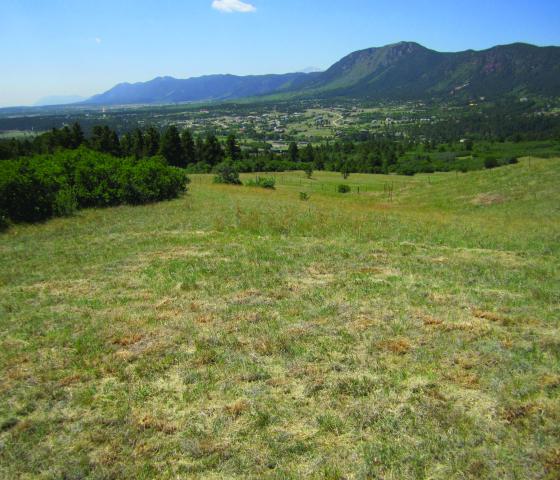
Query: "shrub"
246 176 276 189
120 157 188 204
338 184 351 194
299 192 310 201
0 148 189 226
484 157 499 169
213 162 242 185
53 187 78 217
0 159 61 222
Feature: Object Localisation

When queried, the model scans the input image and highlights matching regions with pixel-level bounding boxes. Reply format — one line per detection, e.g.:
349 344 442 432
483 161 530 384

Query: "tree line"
1 121 545 178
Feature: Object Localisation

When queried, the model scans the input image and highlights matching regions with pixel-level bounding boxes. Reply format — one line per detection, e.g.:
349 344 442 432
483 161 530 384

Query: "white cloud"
95 37 102 44
212 0 256 13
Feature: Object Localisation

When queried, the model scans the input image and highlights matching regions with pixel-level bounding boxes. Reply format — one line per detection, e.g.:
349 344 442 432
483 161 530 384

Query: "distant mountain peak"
82 41 560 105
33 95 86 107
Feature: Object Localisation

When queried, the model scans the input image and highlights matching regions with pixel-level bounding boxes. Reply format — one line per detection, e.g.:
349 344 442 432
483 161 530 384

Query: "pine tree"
288 142 299 162
159 126 185 167
226 134 241 161
132 129 144 159
90 125 120 156
120 133 133 157
144 126 160 157
181 130 196 165
303 143 314 164
70 122 84 148
203 133 224 166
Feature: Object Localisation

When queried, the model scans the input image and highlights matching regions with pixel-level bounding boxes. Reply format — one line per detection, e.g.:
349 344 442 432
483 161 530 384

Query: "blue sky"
1 0 559 106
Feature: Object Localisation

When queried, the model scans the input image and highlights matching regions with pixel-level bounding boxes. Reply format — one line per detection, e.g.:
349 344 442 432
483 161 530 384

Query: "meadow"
1 159 559 479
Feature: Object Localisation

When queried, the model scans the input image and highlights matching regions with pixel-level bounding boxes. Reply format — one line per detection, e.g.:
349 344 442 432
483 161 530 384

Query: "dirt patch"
471 193 506 206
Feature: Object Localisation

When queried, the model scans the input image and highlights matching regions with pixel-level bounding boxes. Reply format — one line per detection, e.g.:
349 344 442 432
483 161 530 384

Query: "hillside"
1 158 559 478
295 41 560 100
83 42 560 105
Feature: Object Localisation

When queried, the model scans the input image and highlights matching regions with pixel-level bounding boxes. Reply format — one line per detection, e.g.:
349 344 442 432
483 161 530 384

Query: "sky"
1 0 559 106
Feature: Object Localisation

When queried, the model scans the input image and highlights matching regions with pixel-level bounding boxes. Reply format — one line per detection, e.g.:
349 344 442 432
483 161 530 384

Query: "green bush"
213 162 242 185
119 157 189 205
246 176 276 189
0 159 61 222
338 184 351 194
0 148 188 226
53 187 78 217
484 157 499 169
299 192 310 201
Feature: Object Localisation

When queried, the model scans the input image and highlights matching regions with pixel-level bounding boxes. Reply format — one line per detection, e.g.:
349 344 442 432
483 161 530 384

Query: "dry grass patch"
417 312 444 327
472 308 511 324
134 413 178 434
446 369 480 389
224 399 250 418
471 192 506 206
501 403 535 423
112 334 144 347
541 374 560 390
57 374 83 387
379 338 413 355
543 448 560 476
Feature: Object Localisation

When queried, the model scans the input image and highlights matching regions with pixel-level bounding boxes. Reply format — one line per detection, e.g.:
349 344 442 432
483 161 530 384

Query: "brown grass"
224 399 249 418
379 338 412 355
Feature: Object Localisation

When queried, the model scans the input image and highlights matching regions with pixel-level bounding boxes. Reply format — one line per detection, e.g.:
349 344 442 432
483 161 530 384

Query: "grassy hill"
1 159 559 478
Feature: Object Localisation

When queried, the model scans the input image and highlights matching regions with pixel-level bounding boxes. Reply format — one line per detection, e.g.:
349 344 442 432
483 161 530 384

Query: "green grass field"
1 159 559 479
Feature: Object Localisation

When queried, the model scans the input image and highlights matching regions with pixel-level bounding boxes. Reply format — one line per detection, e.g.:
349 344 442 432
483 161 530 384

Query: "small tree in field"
213 162 241 185
288 142 299 163
341 162 350 179
304 164 313 179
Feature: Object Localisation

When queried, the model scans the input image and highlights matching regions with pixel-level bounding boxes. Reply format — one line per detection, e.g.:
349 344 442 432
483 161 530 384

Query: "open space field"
1 159 559 479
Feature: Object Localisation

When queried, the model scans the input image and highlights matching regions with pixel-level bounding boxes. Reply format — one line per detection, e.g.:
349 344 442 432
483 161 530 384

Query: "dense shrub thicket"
0 148 188 225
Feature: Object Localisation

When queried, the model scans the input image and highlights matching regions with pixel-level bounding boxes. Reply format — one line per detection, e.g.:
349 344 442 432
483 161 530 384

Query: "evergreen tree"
160 126 184 167
195 136 205 164
181 130 196 165
59 126 73 149
70 122 84 149
120 133 133 157
132 129 144 159
226 134 241 161
288 142 299 162
144 126 160 157
303 143 314 164
203 133 224 166
90 125 120 156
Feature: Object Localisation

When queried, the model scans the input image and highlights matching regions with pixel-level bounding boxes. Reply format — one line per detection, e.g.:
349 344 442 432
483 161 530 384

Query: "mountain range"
77 42 560 105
